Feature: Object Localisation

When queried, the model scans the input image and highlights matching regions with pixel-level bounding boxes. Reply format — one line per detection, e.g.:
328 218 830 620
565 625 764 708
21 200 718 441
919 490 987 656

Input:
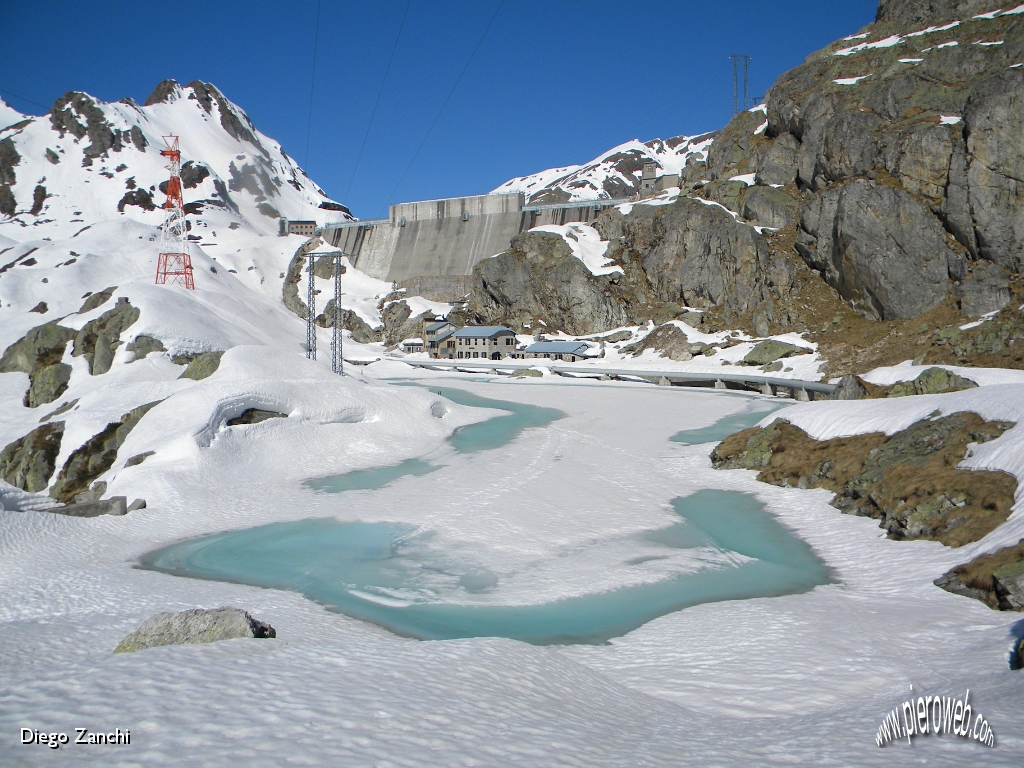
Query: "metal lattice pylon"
331 253 346 375
306 251 317 360
155 136 195 290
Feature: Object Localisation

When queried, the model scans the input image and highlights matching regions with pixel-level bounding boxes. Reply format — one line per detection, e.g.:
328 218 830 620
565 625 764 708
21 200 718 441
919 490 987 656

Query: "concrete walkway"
396 358 835 400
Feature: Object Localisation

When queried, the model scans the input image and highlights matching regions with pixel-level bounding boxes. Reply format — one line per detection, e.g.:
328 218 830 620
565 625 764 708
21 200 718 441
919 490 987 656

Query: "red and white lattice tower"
154 136 195 289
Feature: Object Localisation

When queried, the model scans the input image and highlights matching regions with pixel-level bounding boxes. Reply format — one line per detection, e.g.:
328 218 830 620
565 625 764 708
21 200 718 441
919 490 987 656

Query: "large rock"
755 133 799 187
621 324 706 361
113 607 276 653
0 422 64 493
177 351 223 380
316 300 382 344
796 180 952 320
882 367 978 397
742 339 809 365
0 321 77 407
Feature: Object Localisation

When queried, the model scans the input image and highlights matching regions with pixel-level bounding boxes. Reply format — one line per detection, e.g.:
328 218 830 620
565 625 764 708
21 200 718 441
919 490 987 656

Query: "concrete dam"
312 192 626 298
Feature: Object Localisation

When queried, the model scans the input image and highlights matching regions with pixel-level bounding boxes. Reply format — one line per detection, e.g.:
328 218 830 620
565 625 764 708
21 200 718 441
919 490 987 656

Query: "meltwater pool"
141 490 831 645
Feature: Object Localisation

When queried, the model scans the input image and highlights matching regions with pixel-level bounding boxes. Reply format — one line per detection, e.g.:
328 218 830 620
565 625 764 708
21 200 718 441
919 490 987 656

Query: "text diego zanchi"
21 728 130 749
876 689 994 747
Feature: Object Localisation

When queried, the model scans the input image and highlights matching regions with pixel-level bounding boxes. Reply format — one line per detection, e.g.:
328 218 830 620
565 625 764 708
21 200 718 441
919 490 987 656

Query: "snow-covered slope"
492 133 714 204
0 80 349 242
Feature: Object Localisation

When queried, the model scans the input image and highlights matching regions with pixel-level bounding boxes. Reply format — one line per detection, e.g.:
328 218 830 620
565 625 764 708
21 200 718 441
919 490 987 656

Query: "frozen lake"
141 490 830 644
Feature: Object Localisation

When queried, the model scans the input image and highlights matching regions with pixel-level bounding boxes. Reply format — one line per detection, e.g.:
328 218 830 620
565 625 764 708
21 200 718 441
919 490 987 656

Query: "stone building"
452 326 517 360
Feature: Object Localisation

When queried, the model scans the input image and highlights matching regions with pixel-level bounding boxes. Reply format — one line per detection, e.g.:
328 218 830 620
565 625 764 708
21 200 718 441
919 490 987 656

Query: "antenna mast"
155 136 195 290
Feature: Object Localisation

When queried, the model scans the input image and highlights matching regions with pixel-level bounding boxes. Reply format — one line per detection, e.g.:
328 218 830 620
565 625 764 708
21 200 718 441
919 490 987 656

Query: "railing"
397 358 835 398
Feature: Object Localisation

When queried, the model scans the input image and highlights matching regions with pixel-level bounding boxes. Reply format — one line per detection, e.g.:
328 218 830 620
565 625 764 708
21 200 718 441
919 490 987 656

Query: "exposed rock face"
936 537 1024 611
796 180 953 320
957 261 1011 317
0 422 65 493
282 235 324 320
0 321 77 407
113 607 276 653
466 231 629 335
50 401 161 503
72 297 140 375
965 70 1024 271
711 412 1016 546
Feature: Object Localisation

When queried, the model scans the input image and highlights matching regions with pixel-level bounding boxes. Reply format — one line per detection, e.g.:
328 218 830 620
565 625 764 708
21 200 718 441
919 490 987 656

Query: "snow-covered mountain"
0 80 350 243
492 133 715 204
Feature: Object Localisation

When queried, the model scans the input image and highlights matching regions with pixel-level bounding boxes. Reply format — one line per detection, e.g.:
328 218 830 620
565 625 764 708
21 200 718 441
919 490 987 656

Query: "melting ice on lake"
141 490 832 645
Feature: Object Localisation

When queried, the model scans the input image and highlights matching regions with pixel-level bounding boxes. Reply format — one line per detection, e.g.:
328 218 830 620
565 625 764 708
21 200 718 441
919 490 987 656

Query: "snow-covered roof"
525 341 591 354
453 326 514 338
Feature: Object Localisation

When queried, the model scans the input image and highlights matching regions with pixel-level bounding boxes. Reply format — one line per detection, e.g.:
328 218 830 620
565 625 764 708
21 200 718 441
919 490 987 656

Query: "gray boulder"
55 496 127 518
0 321 77 408
742 339 809 366
957 261 1011 317
796 180 952 320
113 607 276 653
177 351 224 381
125 334 167 361
993 561 1024 611
830 375 868 401
621 324 695 361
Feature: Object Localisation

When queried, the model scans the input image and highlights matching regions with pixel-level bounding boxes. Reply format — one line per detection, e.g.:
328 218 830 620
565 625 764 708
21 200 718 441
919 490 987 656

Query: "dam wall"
320 193 628 289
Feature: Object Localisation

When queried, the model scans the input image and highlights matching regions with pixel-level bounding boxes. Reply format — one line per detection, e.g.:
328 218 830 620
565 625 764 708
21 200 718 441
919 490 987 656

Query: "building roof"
524 341 591 355
453 326 515 338
402 338 423 345
425 321 454 332
431 329 455 344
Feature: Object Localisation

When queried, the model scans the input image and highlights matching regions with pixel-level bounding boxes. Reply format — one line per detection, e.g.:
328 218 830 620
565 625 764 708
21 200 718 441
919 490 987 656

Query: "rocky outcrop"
465 230 630 335
0 321 77 407
380 300 433 347
711 412 1016 546
936 537 1024 611
621 324 712 361
282 235 323 320
878 367 977 397
0 422 65 493
113 607 276 653
50 401 161 503
316 301 383 344
72 297 140 375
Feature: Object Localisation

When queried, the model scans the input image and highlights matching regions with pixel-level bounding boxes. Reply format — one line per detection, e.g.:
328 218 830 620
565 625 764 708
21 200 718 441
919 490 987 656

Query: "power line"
343 0 413 203
304 0 324 167
381 0 505 214
0 87 49 111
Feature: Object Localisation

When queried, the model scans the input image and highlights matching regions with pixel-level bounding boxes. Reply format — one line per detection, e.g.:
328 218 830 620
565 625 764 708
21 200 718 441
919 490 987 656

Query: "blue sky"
4 1 877 219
